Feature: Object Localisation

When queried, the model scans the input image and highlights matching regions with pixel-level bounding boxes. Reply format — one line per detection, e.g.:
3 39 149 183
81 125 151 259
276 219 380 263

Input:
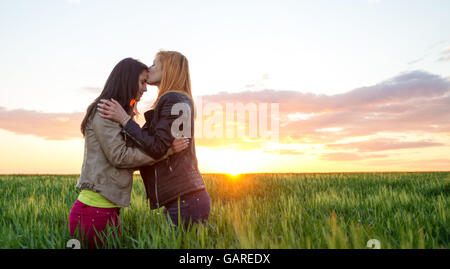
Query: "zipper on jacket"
154 167 160 208
167 158 173 172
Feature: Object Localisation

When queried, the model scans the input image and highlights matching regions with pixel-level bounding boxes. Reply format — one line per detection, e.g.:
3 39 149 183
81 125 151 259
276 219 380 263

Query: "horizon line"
1 170 449 176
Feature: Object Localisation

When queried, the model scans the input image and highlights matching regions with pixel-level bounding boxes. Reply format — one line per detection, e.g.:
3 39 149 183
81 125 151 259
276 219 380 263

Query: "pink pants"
68 200 121 249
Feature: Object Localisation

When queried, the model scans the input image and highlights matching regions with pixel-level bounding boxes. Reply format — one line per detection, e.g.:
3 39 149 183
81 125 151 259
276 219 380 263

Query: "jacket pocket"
108 168 133 188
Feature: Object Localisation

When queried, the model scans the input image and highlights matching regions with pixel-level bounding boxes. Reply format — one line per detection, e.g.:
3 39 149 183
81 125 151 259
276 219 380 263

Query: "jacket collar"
144 109 154 122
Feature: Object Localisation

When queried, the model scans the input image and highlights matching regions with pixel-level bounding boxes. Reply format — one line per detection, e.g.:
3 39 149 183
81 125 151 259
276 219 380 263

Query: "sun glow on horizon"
196 147 264 174
0 129 449 174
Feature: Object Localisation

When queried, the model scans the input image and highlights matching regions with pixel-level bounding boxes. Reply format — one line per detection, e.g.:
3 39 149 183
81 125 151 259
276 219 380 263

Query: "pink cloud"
360 158 450 171
0 107 84 140
325 138 446 152
0 69 449 162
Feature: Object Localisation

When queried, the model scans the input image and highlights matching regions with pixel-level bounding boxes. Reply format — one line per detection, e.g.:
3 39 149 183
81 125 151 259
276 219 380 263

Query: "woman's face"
147 56 163 86
136 70 148 102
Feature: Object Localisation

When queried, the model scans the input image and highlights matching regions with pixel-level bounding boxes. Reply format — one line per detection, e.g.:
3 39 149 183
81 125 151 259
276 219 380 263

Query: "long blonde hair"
151 50 195 111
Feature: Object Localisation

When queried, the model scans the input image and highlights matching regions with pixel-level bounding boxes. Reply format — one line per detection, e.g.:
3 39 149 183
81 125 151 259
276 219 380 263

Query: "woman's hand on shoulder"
97 99 130 126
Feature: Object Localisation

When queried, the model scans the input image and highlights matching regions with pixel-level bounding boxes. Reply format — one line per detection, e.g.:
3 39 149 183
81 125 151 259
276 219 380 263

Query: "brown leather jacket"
76 111 171 207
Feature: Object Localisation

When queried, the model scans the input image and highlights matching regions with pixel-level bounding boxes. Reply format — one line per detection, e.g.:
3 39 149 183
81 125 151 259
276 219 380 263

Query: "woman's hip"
68 200 121 232
165 189 211 220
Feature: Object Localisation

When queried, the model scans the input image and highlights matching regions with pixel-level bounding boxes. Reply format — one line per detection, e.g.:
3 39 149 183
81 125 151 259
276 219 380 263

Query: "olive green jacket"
76 111 171 207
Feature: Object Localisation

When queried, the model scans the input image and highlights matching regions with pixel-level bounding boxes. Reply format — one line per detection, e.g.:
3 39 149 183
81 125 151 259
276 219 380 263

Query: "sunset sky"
0 0 449 174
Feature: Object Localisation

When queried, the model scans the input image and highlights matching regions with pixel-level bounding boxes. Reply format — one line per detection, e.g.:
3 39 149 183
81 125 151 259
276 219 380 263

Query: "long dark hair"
80 57 148 136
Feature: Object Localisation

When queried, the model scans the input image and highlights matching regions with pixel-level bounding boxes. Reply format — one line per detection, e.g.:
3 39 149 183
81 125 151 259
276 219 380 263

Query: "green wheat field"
0 172 448 249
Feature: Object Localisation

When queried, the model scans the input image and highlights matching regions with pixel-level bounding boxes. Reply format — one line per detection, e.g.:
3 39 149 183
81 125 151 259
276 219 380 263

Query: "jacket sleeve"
123 94 184 160
92 112 171 168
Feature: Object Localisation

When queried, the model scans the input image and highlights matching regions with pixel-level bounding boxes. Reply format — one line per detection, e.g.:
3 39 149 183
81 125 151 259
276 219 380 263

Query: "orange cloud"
319 152 389 161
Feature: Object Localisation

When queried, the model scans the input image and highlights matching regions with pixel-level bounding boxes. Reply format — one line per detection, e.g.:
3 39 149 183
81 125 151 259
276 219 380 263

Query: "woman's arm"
92 112 186 168
98 95 189 160
91 112 164 168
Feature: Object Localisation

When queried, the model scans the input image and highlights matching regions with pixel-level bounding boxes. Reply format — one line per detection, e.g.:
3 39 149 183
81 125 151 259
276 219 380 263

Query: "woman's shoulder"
91 110 120 129
155 92 192 113
159 91 190 103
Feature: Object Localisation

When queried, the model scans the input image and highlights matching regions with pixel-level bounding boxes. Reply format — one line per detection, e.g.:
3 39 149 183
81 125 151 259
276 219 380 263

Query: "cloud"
199 70 450 151
1 69 449 164
202 71 449 115
435 45 450 61
0 107 84 140
244 74 270 89
408 42 449 64
360 158 450 170
437 55 450 62
428 40 446 50
319 152 388 161
407 57 425 65
325 138 446 152
263 149 304 155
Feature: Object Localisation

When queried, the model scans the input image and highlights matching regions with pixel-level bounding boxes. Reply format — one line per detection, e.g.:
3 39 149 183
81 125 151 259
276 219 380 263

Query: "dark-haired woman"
68 58 189 249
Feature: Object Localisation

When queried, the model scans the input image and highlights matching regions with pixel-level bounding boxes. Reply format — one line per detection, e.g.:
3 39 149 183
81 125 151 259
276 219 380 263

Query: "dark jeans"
164 189 211 229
